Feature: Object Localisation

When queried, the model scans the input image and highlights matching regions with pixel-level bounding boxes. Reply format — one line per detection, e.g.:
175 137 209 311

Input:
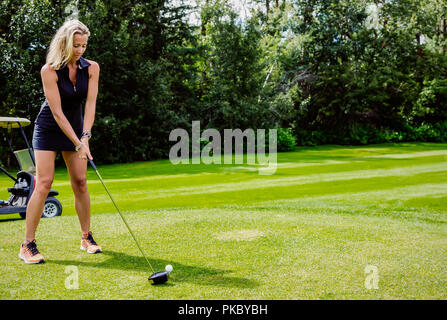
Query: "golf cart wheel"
42 197 62 218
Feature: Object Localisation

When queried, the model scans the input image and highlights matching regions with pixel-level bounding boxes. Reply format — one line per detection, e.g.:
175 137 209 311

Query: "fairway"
0 143 446 299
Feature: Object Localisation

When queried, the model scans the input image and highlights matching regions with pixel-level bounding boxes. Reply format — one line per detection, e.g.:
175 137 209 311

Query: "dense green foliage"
1 0 446 167
263 0 447 145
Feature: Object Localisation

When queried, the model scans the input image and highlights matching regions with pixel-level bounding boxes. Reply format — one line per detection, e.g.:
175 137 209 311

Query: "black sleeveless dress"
32 57 90 151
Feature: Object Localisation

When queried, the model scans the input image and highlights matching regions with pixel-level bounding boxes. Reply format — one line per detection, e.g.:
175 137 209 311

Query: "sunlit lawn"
0 142 446 299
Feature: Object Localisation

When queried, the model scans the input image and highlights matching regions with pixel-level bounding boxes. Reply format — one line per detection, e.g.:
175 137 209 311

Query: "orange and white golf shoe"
19 240 45 264
80 231 102 254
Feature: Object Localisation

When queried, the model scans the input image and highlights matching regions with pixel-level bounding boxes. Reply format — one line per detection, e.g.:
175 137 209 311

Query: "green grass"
0 142 446 299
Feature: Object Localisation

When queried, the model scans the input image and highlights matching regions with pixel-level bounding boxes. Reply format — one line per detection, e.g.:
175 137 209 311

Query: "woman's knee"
35 177 53 194
71 176 88 193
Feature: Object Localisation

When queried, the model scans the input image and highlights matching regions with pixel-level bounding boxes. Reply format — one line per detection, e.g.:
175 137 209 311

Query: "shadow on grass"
47 250 259 289
0 217 23 223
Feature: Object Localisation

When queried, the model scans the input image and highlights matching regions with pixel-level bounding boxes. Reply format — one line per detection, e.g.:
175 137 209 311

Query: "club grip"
88 159 97 171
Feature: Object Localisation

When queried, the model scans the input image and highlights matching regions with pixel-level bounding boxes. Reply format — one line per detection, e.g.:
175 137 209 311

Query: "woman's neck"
67 60 78 69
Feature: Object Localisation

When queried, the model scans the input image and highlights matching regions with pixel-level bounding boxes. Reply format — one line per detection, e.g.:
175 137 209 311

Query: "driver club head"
148 271 169 285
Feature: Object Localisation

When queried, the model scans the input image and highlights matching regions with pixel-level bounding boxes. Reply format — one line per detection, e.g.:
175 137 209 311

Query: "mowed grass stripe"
363 150 447 158
0 143 446 299
47 153 446 189
36 147 446 215
253 182 447 205
47 155 446 193
80 164 447 205
73 171 447 219
1 143 445 218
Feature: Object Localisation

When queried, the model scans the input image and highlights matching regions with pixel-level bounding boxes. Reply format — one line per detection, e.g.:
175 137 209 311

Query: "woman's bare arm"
83 60 99 133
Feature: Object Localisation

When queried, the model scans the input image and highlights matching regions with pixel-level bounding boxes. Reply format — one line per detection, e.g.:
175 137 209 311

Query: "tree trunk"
416 33 424 60
199 0 209 100
443 17 446 54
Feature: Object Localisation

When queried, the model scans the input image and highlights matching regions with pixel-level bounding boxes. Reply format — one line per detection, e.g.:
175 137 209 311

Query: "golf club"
88 159 171 285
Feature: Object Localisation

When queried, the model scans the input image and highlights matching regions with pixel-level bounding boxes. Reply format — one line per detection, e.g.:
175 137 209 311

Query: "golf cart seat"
14 148 36 173
12 149 58 197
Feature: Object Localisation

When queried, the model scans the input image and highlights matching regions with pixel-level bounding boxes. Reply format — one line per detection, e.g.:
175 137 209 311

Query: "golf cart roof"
0 117 31 129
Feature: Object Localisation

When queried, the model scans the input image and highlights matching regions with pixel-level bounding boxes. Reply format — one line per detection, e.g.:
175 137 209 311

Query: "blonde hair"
46 19 90 70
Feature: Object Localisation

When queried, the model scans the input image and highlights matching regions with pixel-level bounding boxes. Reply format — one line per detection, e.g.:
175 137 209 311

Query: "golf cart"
0 117 62 219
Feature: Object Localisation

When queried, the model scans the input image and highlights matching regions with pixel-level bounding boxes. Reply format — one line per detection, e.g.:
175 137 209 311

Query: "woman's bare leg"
25 150 57 242
62 150 90 234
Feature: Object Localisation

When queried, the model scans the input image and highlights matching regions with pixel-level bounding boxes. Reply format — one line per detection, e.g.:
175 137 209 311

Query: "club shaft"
0 165 18 182
89 161 155 273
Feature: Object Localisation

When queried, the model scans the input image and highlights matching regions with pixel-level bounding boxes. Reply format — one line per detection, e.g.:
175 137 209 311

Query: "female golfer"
19 19 102 264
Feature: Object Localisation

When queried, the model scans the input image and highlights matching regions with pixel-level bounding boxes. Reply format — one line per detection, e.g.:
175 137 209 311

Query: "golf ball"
165 264 173 273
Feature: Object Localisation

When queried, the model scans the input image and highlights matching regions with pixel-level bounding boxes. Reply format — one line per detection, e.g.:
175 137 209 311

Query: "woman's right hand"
78 140 93 161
